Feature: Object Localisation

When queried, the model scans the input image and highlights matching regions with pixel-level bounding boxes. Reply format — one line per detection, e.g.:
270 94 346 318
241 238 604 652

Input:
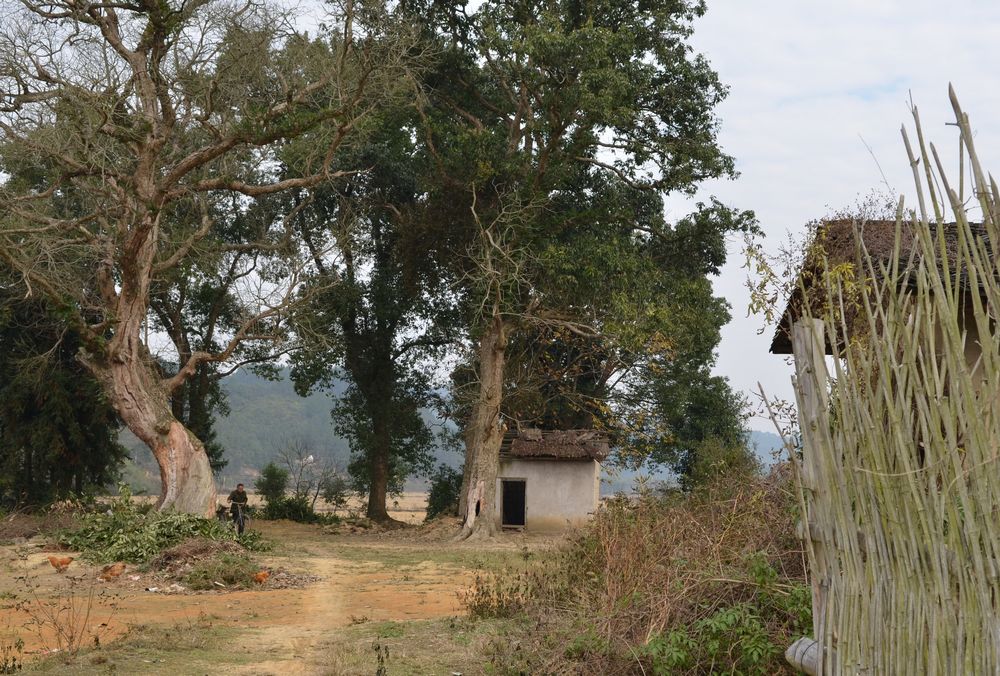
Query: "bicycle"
229 502 250 535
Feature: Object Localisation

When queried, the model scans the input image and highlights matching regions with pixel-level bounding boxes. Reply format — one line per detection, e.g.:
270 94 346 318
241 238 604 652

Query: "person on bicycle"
227 483 249 534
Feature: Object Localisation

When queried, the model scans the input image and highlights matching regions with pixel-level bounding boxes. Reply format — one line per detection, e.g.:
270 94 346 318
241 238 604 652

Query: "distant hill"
122 368 461 492
748 430 786 465
122 369 790 495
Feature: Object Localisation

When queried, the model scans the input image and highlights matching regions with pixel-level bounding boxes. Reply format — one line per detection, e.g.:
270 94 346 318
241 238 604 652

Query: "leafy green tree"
320 475 350 515
0 272 126 504
254 463 289 507
289 107 455 523
406 0 755 537
425 464 463 520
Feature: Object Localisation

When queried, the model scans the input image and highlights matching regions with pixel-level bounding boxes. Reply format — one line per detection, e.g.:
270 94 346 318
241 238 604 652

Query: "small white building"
494 429 609 532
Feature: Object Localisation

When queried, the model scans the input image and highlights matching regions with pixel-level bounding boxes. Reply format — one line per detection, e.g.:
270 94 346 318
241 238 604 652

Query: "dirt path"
0 523 486 674
233 542 473 675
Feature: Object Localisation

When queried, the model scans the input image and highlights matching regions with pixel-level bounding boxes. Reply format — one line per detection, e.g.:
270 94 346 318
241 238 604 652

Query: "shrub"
642 556 812 674
425 464 462 521
320 475 350 514
59 485 267 563
682 436 762 493
477 468 809 674
254 463 289 505
262 494 320 523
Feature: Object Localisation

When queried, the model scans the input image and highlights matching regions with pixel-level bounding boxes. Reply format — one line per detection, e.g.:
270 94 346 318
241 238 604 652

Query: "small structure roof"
770 219 991 354
500 428 610 461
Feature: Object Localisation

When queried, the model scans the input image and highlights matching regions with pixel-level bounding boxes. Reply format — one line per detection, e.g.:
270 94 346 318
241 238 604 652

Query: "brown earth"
0 518 555 674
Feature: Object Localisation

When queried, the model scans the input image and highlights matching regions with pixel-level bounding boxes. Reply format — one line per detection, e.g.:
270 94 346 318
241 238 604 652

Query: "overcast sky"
675 0 1000 430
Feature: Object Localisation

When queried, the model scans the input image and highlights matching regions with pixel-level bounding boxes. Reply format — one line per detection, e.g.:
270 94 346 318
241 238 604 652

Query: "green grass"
323 616 523 674
328 541 535 572
24 616 252 675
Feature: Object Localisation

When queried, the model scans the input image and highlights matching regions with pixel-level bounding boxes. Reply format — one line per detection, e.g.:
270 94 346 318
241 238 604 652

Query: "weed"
484 468 809 674
644 603 779 674
371 638 390 676
15 575 118 658
459 571 530 619
0 638 23 673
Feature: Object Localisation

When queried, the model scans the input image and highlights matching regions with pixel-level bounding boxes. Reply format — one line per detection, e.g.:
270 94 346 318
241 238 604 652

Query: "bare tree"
274 438 344 511
0 0 419 514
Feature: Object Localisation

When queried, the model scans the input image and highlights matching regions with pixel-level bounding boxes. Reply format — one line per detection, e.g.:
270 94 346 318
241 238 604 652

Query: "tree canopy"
0 0 421 513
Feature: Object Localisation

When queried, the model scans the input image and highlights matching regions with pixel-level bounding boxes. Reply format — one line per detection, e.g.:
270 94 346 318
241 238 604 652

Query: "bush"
254 463 289 505
682 436 762 493
254 458 341 524
477 467 810 674
425 464 462 521
320 475 350 514
262 495 321 523
59 485 267 563
641 556 812 674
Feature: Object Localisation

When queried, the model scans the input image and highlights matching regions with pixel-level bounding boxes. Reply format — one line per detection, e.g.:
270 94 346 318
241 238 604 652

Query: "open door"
501 479 526 528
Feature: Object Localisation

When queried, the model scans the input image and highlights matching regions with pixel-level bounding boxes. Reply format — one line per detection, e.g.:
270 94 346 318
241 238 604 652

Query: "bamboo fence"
783 88 1000 674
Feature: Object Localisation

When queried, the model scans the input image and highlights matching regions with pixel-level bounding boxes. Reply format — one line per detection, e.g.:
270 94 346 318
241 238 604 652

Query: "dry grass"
0 510 78 543
23 614 250 674
467 469 808 674
323 617 521 675
149 537 244 571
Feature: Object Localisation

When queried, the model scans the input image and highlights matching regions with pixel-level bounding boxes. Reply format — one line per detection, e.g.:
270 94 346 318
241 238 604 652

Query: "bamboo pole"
778 91 1000 673
790 318 834 675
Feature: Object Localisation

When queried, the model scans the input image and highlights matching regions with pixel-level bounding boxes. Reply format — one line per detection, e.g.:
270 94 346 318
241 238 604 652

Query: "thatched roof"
500 428 609 461
770 219 991 354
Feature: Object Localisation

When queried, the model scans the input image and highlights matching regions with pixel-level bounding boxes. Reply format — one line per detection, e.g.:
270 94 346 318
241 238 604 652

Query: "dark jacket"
228 490 248 513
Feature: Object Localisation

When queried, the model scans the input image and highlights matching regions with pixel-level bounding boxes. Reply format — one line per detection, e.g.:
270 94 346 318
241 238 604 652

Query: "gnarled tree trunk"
456 314 507 540
102 354 216 516
92 220 216 516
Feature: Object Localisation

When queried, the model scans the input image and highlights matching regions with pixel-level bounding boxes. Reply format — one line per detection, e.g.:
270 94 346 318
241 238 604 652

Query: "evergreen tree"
0 273 126 504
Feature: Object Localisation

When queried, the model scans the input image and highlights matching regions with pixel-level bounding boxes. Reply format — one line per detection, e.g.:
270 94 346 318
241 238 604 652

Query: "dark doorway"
501 479 526 528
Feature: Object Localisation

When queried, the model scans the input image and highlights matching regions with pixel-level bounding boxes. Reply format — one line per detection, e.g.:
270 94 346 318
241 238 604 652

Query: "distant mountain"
121 369 791 495
122 368 461 492
748 430 787 466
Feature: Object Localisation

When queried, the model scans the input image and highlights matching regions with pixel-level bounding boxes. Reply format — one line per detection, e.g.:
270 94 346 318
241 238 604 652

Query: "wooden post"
790 318 834 676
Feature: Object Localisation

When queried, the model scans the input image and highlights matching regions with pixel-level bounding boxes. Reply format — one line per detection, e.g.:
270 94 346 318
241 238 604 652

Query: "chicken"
99 562 126 581
253 570 270 585
47 555 73 573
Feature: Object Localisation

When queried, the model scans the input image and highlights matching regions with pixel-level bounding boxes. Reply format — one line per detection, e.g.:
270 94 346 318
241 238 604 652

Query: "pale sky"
677 0 1000 430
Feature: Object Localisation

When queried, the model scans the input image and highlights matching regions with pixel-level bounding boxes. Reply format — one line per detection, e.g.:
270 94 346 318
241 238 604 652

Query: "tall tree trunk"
96 225 216 516
366 416 393 522
456 314 507 540
457 425 475 518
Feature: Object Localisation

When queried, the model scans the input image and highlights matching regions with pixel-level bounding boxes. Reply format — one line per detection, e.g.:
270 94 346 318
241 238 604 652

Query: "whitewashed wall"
495 457 600 531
